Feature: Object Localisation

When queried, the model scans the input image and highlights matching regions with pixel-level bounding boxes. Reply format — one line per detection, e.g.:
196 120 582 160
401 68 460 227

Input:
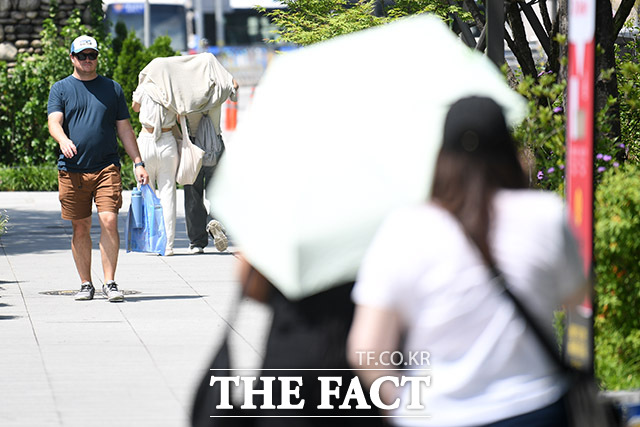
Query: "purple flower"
547 167 555 173
614 162 620 168
597 166 606 173
603 154 612 161
537 171 544 180
619 143 626 149
596 153 603 160
559 164 565 170
553 106 563 113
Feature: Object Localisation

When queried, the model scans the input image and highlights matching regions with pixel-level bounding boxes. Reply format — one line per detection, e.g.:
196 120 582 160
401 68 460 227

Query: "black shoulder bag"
190 266 268 427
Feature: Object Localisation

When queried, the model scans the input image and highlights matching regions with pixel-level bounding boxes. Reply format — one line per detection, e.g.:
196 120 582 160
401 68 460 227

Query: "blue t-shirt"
47 75 130 172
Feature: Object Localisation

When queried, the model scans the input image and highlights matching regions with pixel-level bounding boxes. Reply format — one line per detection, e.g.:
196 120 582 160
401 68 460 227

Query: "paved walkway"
0 190 271 427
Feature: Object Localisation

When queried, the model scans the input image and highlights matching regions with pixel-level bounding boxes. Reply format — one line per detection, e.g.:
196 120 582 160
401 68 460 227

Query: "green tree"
593 163 640 390
262 0 469 46
0 210 8 235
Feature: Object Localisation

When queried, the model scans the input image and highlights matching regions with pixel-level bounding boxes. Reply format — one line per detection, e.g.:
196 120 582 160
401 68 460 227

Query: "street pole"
215 0 225 47
143 0 150 48
195 0 204 49
486 0 505 66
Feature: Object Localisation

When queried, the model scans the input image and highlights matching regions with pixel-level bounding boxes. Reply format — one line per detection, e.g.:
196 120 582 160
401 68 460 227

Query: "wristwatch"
134 161 145 168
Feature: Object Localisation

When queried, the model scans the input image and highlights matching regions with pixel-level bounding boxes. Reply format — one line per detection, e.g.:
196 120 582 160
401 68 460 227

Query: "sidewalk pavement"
0 190 272 427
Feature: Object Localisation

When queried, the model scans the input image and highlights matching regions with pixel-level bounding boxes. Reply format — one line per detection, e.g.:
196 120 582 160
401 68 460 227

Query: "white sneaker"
189 246 204 254
207 220 228 252
102 281 124 302
75 282 95 301
164 248 174 256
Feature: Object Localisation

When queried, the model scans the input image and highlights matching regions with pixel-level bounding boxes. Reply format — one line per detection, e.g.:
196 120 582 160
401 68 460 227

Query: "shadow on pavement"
0 208 197 255
112 295 205 303
1 208 78 254
171 252 235 257
37 290 204 303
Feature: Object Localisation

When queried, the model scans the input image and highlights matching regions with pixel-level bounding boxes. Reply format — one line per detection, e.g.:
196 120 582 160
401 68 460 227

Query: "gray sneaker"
207 220 228 252
102 281 124 302
75 282 95 301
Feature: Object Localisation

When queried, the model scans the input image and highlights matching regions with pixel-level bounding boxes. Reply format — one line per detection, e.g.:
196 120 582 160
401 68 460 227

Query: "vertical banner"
565 0 596 370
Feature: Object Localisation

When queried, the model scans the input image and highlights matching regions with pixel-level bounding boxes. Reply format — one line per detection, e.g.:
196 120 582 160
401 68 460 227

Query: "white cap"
70 35 99 54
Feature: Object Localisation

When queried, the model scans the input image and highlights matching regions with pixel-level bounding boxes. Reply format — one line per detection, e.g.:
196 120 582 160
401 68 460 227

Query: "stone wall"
0 0 92 66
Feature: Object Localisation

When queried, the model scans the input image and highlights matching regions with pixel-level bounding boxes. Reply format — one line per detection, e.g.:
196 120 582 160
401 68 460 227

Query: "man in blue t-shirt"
47 35 149 303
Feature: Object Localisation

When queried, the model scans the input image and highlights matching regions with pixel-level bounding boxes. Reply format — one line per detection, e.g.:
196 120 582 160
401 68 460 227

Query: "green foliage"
0 165 59 191
616 39 640 163
553 310 566 352
0 162 136 192
120 157 138 191
111 21 129 58
593 163 640 389
0 210 8 235
113 33 148 135
513 71 627 194
386 0 470 22
261 0 469 46
262 0 384 46
0 162 135 192
513 72 567 193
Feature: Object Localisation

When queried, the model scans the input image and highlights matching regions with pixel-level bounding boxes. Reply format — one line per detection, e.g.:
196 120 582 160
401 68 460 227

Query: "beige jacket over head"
137 52 237 138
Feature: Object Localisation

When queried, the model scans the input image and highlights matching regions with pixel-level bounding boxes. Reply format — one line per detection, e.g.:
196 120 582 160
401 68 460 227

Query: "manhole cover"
40 290 141 296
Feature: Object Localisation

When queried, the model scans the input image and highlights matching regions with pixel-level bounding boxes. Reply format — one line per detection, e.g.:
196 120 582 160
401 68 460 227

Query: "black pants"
480 396 568 427
191 283 384 427
184 165 216 248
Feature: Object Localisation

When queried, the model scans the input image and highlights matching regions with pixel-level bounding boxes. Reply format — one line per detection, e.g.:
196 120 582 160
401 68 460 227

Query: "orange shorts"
58 164 123 220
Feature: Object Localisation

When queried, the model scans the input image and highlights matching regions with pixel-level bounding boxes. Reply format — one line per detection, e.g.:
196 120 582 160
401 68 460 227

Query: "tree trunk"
505 0 538 77
594 0 621 148
613 0 636 35
556 0 569 83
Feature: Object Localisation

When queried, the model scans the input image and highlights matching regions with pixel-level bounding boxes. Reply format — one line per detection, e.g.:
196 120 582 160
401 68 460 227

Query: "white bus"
103 0 189 52
197 0 284 47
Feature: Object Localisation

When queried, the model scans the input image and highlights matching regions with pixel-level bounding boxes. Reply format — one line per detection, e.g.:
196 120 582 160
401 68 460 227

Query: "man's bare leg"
98 211 119 282
71 216 92 284
98 211 124 302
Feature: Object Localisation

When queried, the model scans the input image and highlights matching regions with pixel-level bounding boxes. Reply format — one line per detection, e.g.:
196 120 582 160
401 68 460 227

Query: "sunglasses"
74 52 98 61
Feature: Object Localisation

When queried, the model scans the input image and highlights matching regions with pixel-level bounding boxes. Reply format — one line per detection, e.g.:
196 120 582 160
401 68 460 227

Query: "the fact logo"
209 373 431 412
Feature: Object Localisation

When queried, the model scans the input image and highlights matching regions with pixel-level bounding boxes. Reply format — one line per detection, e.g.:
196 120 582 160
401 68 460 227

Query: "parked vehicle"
103 0 189 52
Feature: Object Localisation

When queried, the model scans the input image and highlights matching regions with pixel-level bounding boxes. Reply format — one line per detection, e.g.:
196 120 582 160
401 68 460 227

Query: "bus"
103 0 189 52
197 0 284 47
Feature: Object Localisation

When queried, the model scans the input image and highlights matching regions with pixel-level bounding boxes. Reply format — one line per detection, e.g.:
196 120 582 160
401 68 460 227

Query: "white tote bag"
176 116 205 185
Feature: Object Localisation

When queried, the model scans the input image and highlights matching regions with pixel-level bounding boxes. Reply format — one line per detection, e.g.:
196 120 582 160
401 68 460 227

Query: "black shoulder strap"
488 263 569 372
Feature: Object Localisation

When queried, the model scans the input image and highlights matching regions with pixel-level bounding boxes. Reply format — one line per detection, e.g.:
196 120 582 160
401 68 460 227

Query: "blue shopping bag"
125 184 166 256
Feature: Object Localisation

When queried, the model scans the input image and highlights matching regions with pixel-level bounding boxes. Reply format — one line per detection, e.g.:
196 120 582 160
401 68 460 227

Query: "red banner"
565 0 595 370
566 0 595 281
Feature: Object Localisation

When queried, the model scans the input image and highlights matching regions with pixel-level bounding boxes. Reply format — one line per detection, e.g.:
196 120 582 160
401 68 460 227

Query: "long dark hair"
431 97 527 265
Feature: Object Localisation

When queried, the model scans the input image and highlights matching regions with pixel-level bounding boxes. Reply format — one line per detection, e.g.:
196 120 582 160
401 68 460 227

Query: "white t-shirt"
352 189 585 426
